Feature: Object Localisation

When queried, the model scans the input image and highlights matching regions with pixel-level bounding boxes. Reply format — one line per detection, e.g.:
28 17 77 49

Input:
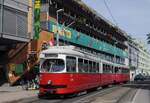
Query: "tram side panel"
77 59 101 91
101 63 114 86
122 68 130 82
39 73 83 94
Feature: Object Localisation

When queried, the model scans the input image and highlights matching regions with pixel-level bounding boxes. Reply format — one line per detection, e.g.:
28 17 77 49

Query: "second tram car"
39 46 129 96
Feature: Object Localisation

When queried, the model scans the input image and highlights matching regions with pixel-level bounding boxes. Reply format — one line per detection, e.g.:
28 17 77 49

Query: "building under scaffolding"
41 0 128 65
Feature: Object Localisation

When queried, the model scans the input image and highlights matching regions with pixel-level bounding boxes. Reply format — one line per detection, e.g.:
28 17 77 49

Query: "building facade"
127 36 139 80
137 40 150 75
128 36 150 79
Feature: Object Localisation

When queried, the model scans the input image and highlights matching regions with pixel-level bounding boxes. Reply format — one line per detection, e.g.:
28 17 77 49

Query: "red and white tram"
39 46 129 96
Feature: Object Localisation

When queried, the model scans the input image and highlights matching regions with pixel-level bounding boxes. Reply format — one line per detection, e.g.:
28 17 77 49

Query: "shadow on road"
38 93 76 100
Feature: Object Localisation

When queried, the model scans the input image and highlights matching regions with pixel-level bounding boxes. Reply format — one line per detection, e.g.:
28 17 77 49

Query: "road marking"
131 89 141 103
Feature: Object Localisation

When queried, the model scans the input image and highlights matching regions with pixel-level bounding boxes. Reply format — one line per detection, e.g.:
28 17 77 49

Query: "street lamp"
0 0 4 33
56 9 64 46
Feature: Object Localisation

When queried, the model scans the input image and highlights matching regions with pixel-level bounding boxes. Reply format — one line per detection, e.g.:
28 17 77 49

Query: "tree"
147 33 150 44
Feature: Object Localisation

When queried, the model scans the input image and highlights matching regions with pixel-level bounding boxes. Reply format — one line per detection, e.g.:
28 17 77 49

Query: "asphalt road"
16 81 150 103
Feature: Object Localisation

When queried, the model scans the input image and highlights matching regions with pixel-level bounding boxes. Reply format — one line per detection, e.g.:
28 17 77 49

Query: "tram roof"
40 46 129 68
40 46 85 57
40 46 101 61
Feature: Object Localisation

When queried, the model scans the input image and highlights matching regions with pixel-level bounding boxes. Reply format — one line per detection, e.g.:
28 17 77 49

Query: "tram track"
14 83 140 103
9 81 150 103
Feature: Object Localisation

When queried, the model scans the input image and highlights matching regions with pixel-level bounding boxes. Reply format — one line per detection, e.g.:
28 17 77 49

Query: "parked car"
134 74 145 81
145 75 150 80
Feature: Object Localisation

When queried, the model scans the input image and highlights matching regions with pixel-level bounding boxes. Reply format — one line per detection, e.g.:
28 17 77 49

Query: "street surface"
13 80 150 103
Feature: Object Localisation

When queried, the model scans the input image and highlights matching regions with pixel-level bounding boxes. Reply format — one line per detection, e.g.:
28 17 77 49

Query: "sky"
83 0 150 51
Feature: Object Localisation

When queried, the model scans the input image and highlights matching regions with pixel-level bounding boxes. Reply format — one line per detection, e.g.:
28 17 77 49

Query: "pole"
56 9 64 46
0 0 3 34
56 11 59 46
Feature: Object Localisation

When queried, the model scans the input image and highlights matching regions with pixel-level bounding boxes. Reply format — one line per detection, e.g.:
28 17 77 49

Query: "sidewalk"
0 86 38 103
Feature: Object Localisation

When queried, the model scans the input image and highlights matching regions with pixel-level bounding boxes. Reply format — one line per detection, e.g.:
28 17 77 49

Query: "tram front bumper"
39 89 56 97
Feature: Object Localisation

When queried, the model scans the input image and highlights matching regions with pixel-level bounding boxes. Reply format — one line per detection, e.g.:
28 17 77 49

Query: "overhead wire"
103 0 118 26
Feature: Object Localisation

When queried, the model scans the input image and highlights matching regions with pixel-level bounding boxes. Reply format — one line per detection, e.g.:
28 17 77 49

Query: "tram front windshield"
41 59 65 72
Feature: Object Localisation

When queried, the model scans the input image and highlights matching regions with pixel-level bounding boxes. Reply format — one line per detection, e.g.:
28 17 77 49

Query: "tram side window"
78 58 84 73
92 62 97 73
108 65 112 73
126 69 129 74
103 64 112 73
118 67 121 73
122 68 129 74
103 64 107 73
115 67 121 73
115 67 119 73
96 63 99 73
112 66 114 73
66 56 76 72
89 61 93 72
84 59 89 72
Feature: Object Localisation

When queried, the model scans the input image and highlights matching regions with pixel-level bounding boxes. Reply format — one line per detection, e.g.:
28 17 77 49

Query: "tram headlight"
47 80 51 84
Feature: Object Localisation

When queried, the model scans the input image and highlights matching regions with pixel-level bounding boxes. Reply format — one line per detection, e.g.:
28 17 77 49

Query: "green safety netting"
49 21 128 58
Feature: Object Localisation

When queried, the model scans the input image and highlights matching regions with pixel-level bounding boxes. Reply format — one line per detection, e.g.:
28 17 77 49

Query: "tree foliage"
147 33 150 44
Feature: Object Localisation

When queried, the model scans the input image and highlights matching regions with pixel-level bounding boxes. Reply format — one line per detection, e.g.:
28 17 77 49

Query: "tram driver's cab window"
66 56 76 72
41 59 65 72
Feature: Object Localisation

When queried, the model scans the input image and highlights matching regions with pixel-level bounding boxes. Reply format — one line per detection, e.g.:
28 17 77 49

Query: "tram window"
92 62 96 73
115 67 121 73
41 59 64 72
115 67 118 73
126 69 129 73
122 68 129 74
66 56 76 72
84 59 88 72
112 66 114 73
103 64 107 73
78 58 84 73
118 67 121 73
89 61 93 72
103 64 112 73
107 65 112 73
96 63 99 73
